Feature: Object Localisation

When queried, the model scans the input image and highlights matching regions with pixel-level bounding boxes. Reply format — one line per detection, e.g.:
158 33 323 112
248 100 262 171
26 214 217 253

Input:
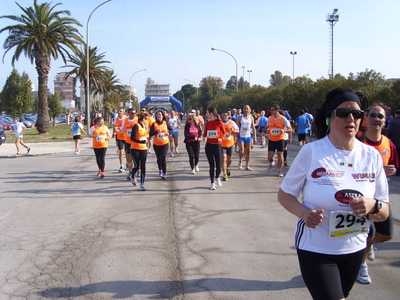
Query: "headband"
326 91 362 117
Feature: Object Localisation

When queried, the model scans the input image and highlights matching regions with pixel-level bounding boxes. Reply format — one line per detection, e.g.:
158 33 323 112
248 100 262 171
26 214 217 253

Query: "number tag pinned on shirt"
329 210 370 238
207 130 218 139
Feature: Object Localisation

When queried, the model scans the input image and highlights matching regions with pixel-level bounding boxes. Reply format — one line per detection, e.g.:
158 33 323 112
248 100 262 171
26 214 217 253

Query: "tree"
48 91 63 126
1 69 32 116
0 0 83 134
269 71 291 86
199 76 222 110
226 76 237 90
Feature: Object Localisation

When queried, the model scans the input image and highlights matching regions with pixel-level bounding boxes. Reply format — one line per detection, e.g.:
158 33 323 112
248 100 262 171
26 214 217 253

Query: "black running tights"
205 143 221 183
93 147 107 172
185 141 200 169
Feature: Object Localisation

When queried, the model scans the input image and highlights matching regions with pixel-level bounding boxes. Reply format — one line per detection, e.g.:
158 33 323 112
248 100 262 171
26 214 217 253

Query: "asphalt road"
0 134 399 299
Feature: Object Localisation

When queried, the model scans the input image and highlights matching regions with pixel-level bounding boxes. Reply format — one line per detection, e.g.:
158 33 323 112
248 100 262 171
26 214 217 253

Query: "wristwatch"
371 199 383 214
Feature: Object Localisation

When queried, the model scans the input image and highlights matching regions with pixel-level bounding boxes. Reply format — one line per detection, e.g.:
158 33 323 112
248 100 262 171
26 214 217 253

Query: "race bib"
241 127 249 133
271 128 281 136
207 130 218 139
157 133 167 140
329 210 370 238
96 136 105 142
224 132 231 140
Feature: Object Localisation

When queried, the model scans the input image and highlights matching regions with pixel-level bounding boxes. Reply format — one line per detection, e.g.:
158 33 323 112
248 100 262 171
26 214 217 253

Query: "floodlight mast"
326 9 339 78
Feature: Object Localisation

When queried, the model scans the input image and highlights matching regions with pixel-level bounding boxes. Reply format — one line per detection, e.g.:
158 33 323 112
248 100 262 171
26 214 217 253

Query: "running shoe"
262 142 266 148
100 171 105 179
140 184 146 191
148 149 152 154
97 170 101 177
284 161 288 166
191 168 195 174
159 170 163 177
27 148 31 154
368 247 376 261
171 152 174 157
175 147 179 154
357 263 371 284
209 183 216 190
245 166 253 171
222 174 228 181
131 177 138 186
195 165 199 172
161 173 166 180
277 171 284 177
226 168 231 177
216 177 222 187
119 166 124 173
16 152 21 156
238 162 243 169
127 172 132 180
267 163 274 173
74 151 78 155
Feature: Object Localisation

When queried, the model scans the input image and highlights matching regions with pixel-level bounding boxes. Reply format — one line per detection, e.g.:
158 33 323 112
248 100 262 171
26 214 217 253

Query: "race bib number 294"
329 210 369 238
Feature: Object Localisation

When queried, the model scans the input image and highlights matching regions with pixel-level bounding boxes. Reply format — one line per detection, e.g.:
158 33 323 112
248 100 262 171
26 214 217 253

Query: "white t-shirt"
280 136 389 255
239 115 253 138
12 122 25 138
168 116 179 133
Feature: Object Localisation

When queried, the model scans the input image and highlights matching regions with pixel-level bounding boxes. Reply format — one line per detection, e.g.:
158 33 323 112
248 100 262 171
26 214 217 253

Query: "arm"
278 188 324 228
252 117 257 142
149 123 157 137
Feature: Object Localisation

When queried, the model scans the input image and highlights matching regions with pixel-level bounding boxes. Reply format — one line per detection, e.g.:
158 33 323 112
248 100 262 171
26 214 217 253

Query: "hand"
384 164 396 176
349 196 375 217
303 209 324 228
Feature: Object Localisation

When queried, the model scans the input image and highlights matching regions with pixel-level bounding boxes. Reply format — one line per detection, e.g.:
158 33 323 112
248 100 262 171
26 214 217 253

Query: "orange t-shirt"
91 125 109 148
122 118 137 144
221 119 237 148
130 123 148 150
268 116 286 141
114 116 127 140
153 121 170 146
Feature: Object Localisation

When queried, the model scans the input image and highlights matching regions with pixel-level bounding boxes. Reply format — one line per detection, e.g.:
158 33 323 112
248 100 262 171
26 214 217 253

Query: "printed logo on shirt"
351 172 376 183
334 189 363 204
311 167 344 178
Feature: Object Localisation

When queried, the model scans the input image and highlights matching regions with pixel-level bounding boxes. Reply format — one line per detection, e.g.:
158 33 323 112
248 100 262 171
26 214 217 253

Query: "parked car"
0 124 6 145
0 122 12 131
20 117 34 128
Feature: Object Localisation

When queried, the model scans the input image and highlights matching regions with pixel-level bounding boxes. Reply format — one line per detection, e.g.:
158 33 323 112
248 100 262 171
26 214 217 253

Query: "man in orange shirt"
113 108 127 172
221 111 239 181
121 108 137 180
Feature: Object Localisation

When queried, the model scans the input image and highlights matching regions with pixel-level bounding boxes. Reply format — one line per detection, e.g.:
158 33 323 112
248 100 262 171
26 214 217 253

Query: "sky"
0 0 399 101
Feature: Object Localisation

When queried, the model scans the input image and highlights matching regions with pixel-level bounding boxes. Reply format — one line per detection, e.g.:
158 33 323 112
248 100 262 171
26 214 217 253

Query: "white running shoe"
191 169 195 174
216 177 222 187
195 165 199 172
119 166 124 173
238 162 243 169
210 183 216 190
277 171 284 177
357 263 371 284
368 247 376 261
267 163 274 173
131 177 138 186
171 152 174 157
159 170 163 177
161 173 166 180
77 150 80 155
140 184 146 191
175 147 179 154
245 166 253 171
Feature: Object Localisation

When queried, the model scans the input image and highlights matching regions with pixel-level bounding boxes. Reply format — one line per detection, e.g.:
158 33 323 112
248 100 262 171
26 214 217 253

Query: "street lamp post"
247 70 252 87
242 66 245 89
211 47 238 91
86 0 112 132
290 51 297 83
183 79 198 95
129 69 146 105
326 9 339 78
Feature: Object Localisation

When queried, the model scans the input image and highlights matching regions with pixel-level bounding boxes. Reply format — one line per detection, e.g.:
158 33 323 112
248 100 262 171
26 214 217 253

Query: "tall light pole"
326 9 339 78
183 79 198 95
247 70 252 87
242 66 245 89
290 51 297 83
211 47 238 91
128 69 146 108
86 0 112 132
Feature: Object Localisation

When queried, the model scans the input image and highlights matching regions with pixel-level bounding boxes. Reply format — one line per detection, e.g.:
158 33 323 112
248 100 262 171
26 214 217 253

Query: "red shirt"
203 119 226 144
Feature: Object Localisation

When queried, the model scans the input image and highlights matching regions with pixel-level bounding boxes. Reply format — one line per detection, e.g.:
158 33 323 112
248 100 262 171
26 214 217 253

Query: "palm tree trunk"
34 47 51 134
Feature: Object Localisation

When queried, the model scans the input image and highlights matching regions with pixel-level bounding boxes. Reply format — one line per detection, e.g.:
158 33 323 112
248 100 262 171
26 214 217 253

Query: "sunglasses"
221 114 228 117
368 113 385 119
332 108 364 119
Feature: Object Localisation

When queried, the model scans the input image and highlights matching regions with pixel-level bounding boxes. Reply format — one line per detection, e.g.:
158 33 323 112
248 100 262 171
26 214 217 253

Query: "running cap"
326 91 361 117
191 109 196 113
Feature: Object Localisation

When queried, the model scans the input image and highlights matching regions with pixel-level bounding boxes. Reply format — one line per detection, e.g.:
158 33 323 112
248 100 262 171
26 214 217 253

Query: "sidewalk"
0 138 92 158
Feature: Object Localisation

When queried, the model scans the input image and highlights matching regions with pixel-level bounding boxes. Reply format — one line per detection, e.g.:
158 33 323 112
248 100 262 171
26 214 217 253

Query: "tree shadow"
38 276 305 299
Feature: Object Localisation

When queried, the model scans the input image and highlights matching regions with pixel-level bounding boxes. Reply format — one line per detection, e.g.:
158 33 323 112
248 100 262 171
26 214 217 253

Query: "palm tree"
0 0 83 133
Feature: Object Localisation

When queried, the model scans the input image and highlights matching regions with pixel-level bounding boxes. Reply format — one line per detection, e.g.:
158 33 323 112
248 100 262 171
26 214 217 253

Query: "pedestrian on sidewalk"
12 117 30 155
68 116 87 155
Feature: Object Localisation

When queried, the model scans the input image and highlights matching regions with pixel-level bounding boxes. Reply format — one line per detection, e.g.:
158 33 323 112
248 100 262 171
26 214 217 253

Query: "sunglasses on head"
332 108 364 119
368 113 385 119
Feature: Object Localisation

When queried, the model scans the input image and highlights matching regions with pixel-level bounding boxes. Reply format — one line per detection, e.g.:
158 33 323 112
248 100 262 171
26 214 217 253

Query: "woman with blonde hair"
184 113 202 174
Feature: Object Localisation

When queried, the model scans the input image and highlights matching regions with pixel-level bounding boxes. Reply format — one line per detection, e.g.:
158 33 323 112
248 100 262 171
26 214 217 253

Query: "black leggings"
297 248 365 300
185 141 200 169
93 147 107 172
205 143 222 183
130 149 147 184
153 144 169 173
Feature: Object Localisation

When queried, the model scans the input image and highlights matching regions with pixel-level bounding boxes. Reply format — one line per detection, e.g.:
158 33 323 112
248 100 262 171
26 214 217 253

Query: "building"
145 78 170 97
54 72 75 101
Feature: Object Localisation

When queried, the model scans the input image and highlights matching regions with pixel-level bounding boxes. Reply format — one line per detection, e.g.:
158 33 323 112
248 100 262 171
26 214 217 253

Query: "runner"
140 107 154 153
120 108 137 180
196 109 204 132
130 112 149 191
184 113 202 174
203 107 226 190
168 110 181 157
265 104 292 177
256 110 268 148
12 117 30 156
221 111 239 180
294 109 310 147
150 110 173 179
68 115 87 155
356 105 399 284
236 105 257 171
112 108 127 172
88 117 111 178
